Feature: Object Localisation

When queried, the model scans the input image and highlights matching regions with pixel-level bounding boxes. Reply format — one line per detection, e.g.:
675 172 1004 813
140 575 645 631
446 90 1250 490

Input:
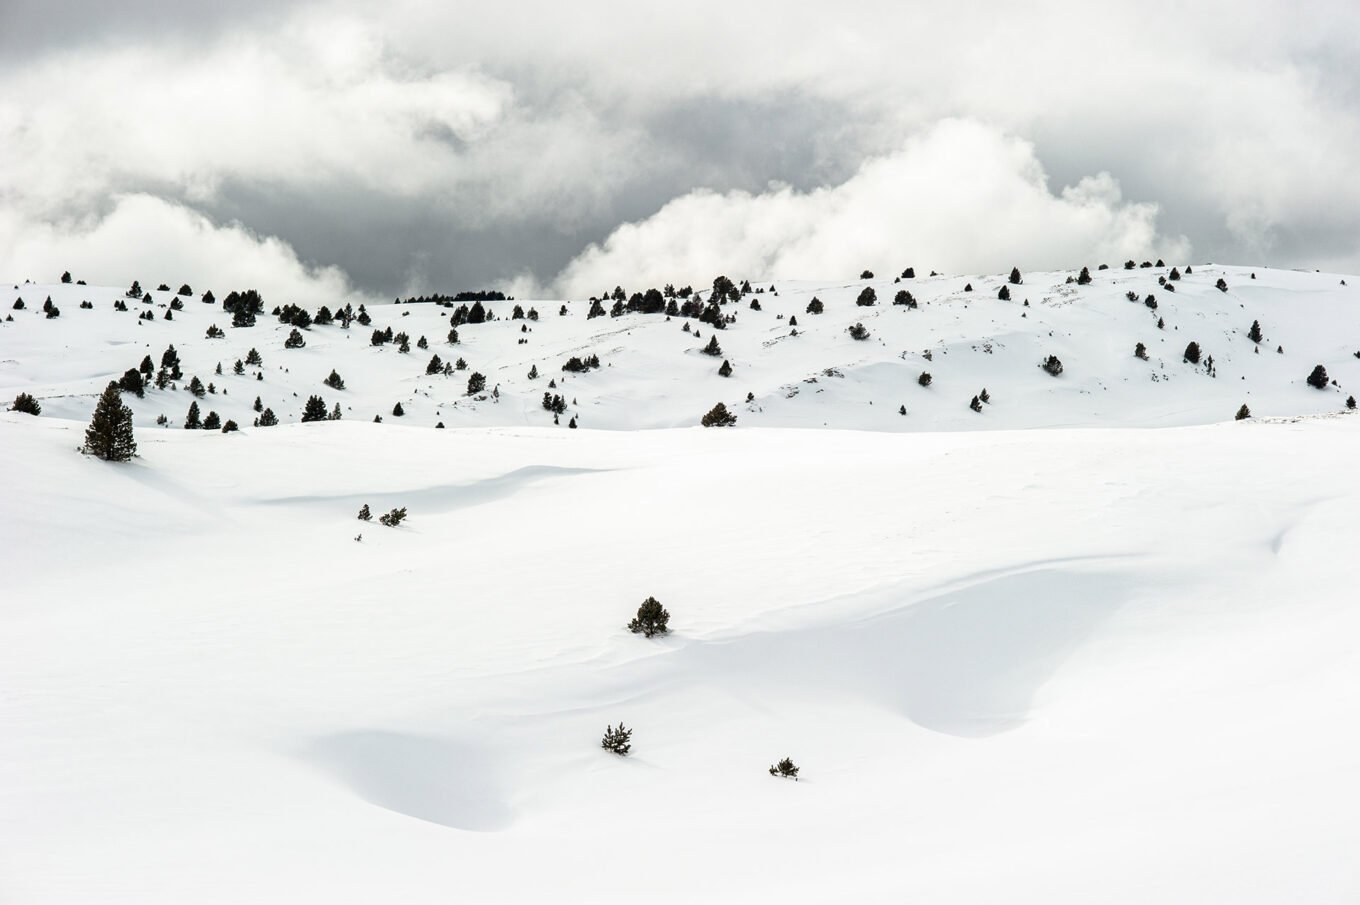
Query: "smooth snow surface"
2 265 1359 903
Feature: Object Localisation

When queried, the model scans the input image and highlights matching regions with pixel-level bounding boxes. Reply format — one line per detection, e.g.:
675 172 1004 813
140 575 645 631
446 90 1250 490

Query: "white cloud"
553 120 1189 296
0 194 360 306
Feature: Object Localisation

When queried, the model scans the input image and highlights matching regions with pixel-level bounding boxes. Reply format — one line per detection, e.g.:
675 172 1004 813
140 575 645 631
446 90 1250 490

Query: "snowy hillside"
2 263 1357 433
3 263 1360 903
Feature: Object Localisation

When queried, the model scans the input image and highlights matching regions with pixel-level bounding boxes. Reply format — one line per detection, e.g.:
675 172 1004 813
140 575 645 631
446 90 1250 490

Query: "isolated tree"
61 271 72 283
1076 267 1092 285
1183 342 1202 365
323 369 345 390
233 359 245 375
980 388 991 404
329 403 342 421
1169 266 1181 281
701 402 737 427
184 400 202 429
893 289 916 307
392 402 405 417
856 287 877 306
1248 320 1263 344
806 297 824 314
718 359 733 377
1041 355 1064 376
378 507 407 527
1235 404 1251 420
1009 267 1022 285
918 372 933 387
245 347 262 366
1306 365 1330 389
702 335 723 356
970 395 982 412
284 328 306 349
860 270 874 279
528 364 539 379
10 392 41 415
1134 342 1148 360
769 757 799 779
1347 395 1357 410
601 723 632 756
467 372 486 395
83 383 137 461
847 322 870 341
1216 277 1229 292
628 596 671 637
998 285 1011 301
301 395 329 422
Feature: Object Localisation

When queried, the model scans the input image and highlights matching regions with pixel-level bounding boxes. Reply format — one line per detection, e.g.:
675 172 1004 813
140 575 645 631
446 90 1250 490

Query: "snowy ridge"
2 263 1357 433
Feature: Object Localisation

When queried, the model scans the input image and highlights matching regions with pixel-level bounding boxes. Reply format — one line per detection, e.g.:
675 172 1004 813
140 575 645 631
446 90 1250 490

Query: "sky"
2 0 1358 304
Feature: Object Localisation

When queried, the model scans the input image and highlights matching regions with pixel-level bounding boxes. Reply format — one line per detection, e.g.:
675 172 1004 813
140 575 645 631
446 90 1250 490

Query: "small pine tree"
83 383 137 461
702 335 723 356
701 402 737 427
1183 342 1202 365
393 402 405 417
1135 342 1148 360
856 287 877 306
980 388 991 404
467 372 486 395
301 395 329 422
284 328 306 349
918 372 932 387
426 355 443 375
257 408 278 427
1248 320 1263 343
1009 267 1022 285
324 369 345 390
245 348 262 366
628 597 671 637
969 395 982 412
11 392 41 415
998 285 1010 301
718 359 733 377
847 322 870 341
1236 404 1251 420
358 504 372 521
601 723 632 756
1306 365 1329 389
378 507 407 527
768 757 799 779
1041 355 1064 376
189 376 206 398
1076 267 1092 285
202 411 221 430
222 419 239 433
1347 395 1356 410
806 297 824 314
184 400 202 429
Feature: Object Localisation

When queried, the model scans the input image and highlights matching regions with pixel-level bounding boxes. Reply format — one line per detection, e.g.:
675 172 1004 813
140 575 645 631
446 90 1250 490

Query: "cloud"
0 194 360 306
553 120 1189 296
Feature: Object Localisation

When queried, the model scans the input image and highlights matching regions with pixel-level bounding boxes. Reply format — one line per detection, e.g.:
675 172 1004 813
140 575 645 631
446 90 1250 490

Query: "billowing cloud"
554 120 1189 295
1 0 1357 296
0 194 358 307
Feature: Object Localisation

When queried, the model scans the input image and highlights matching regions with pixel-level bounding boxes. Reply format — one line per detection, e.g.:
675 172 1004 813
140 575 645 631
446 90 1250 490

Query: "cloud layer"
1 0 1357 300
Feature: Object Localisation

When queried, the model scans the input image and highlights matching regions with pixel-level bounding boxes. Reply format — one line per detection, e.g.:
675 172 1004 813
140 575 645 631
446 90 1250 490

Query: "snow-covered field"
2 265 1359 902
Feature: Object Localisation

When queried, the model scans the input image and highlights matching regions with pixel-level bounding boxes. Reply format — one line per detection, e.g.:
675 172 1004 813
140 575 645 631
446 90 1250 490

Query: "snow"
2 265 1359 902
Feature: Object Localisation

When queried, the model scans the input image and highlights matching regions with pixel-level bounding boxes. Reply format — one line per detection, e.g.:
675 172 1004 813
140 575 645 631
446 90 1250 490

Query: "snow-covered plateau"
2 263 1358 903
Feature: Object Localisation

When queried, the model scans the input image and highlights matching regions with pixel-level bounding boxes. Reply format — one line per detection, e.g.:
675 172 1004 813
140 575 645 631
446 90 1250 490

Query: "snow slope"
2 263 1357 433
2 264 1359 903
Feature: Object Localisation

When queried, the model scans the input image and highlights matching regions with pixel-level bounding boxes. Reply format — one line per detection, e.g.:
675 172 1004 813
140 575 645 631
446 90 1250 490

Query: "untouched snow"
2 264 1359 903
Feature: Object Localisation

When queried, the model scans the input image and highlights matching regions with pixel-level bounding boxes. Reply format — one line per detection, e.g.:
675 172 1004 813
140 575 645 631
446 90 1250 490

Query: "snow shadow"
688 566 1128 737
305 730 513 831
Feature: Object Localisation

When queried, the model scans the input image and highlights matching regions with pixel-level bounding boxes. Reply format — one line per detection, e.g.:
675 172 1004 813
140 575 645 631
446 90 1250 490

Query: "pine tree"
245 348 262 366
284 328 306 349
1236 404 1251 420
467 372 486 395
998 285 1011 301
1183 342 1202 365
528 364 539 379
222 420 239 433
257 408 278 427
1248 320 1263 344
701 402 737 427
202 411 222 430
184 400 202 429
425 355 443 375
847 322 870 340
1135 342 1148 360
768 757 799 779
702 335 723 356
11 392 41 415
1009 267 1022 285
628 597 671 637
253 396 263 413
601 723 632 755
1306 365 1329 389
718 359 733 377
392 402 405 417
83 383 137 461
918 372 932 387
378 507 407 527
301 395 329 422
1041 355 1064 376
189 376 206 398
358 504 372 521
324 369 345 390
806 297 824 314
969 395 982 412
